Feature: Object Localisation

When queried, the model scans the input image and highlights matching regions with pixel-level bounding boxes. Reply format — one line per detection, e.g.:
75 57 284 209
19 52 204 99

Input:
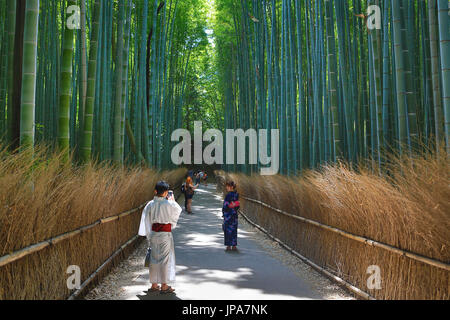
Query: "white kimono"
138 197 182 285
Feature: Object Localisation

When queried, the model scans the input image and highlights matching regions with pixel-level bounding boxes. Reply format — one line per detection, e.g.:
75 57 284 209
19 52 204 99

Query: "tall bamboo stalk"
6 0 17 147
19 0 40 148
80 0 101 162
58 0 77 159
78 0 87 150
437 0 450 152
391 0 409 153
0 0 9 139
113 0 125 163
325 0 341 160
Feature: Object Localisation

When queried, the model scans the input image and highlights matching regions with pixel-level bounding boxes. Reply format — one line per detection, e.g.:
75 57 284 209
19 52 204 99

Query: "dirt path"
85 184 354 300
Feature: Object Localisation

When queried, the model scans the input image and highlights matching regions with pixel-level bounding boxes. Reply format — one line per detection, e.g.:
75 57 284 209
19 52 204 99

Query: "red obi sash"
152 223 172 232
229 201 240 209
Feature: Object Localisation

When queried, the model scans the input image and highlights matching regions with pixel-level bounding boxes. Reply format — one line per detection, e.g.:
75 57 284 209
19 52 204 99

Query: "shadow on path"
137 290 181 301
84 185 341 300
167 184 322 300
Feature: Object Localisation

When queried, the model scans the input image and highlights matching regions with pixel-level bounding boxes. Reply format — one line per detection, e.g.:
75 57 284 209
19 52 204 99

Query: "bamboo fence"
0 204 146 269
0 184 184 299
238 195 449 300
238 209 375 300
241 196 450 272
67 234 140 300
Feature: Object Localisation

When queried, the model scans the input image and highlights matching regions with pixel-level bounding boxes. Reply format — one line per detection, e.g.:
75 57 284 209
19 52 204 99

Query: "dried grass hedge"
0 144 187 299
217 148 449 300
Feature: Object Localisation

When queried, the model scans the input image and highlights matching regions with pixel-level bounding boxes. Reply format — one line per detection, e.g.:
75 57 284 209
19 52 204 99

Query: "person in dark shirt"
222 181 240 252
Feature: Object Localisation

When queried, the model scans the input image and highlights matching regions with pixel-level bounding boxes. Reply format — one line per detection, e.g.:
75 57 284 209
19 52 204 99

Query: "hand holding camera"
166 190 174 201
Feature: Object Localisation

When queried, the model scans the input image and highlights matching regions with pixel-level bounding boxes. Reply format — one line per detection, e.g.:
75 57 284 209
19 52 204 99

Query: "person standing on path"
194 171 202 186
222 181 240 252
184 176 198 214
138 181 182 294
201 171 208 186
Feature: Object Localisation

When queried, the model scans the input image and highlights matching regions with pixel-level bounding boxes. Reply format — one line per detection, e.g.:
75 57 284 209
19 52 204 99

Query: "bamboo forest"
0 0 449 301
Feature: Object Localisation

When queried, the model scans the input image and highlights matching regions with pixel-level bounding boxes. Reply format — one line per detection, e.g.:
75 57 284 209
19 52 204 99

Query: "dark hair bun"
226 181 237 190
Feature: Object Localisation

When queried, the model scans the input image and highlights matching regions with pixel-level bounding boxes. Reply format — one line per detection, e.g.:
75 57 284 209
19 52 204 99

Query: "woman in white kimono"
138 181 182 294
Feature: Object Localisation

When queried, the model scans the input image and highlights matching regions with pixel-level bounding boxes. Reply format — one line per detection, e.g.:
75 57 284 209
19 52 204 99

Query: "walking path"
85 184 353 300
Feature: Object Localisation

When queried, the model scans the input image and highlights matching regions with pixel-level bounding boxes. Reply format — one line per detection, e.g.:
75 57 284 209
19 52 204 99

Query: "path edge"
238 209 375 301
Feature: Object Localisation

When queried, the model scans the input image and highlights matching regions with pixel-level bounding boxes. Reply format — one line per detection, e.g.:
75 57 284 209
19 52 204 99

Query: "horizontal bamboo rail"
0 182 183 268
241 196 450 272
0 203 147 268
238 209 375 300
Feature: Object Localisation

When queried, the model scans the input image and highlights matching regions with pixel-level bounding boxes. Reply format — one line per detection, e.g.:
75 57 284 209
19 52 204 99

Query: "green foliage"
0 0 448 173
214 0 449 176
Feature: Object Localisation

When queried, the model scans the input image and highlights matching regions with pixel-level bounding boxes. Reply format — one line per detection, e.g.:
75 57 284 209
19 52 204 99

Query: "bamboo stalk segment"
49 230 83 246
100 216 119 224
0 242 49 268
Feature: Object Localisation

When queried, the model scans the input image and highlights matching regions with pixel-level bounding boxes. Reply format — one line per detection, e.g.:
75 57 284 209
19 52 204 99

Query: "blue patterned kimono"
222 191 240 247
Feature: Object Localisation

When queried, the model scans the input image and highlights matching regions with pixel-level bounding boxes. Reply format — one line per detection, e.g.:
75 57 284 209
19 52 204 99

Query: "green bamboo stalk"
437 0 450 152
58 0 77 159
131 2 143 162
156 2 168 169
138 0 149 162
19 0 40 148
71 33 79 150
125 117 143 161
103 0 113 160
428 0 444 152
6 0 17 146
335 0 354 161
324 0 341 160
382 0 392 150
120 0 132 162
80 0 101 162
294 0 307 169
391 0 409 153
78 0 87 150
95 0 107 160
0 0 8 139
286 0 297 173
279 0 287 173
147 0 159 166
356 0 369 159
400 0 418 146
369 0 382 163
419 0 432 145
113 0 125 163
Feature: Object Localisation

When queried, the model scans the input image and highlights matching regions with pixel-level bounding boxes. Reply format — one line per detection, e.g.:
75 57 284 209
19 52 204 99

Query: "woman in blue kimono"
222 181 240 252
